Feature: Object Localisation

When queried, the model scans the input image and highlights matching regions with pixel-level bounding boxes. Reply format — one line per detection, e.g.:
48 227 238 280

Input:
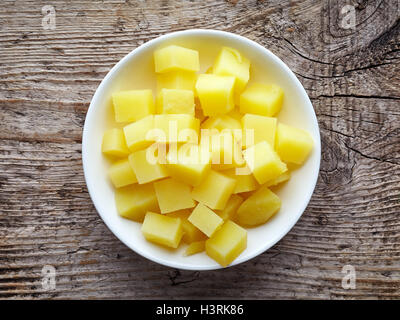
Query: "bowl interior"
83 30 321 270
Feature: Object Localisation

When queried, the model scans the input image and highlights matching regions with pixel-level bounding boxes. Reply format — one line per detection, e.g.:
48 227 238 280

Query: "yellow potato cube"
165 144 211 187
188 203 224 237
167 209 207 244
196 74 235 116
159 88 195 115
237 186 281 226
241 113 277 148
154 45 199 73
265 170 291 187
224 168 257 194
153 114 200 143
115 184 159 222
205 220 247 267
201 130 244 170
123 115 154 152
154 178 196 213
216 194 243 221
192 170 236 210
108 158 137 188
213 47 250 98
201 115 241 132
128 147 168 184
156 70 197 93
184 241 205 256
141 212 184 248
275 123 314 164
102 128 130 157
243 141 287 185
113 90 155 123
240 83 284 117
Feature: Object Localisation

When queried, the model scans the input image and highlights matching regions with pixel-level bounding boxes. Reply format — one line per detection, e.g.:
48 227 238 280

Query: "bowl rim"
82 28 321 271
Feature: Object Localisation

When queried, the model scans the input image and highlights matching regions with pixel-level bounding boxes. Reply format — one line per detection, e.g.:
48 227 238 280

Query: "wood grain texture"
0 0 399 299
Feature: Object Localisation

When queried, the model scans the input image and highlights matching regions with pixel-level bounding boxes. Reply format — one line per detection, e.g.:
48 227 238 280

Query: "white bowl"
82 29 321 270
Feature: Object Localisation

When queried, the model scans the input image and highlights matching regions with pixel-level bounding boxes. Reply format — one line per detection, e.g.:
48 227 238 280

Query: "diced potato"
115 184 159 222
102 128 130 157
213 47 250 99
237 186 281 226
154 45 200 73
123 115 154 152
201 130 244 170
224 168 257 194
241 113 277 148
159 88 195 115
184 241 205 256
202 115 241 132
141 212 184 248
188 203 224 237
165 144 211 187
265 170 291 187
167 209 207 244
240 83 283 117
275 123 314 164
216 194 243 221
196 74 235 116
128 147 168 184
153 114 199 143
113 90 155 123
154 178 196 213
243 141 287 185
108 158 137 188
192 170 236 210
205 220 247 267
156 70 197 93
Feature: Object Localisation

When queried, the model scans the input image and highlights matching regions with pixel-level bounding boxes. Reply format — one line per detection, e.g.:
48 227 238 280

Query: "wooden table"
1 0 399 299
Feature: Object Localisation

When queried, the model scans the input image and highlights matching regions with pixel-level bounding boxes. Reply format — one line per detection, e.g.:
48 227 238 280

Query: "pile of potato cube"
101 44 314 267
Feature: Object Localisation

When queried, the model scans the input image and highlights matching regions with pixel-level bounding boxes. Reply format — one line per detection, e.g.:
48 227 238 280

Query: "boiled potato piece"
213 47 250 99
188 203 224 237
102 128 130 157
128 147 168 184
154 178 196 213
265 170 291 187
184 241 205 256
201 115 242 133
165 144 211 187
108 158 137 188
123 115 154 152
153 114 199 143
216 194 244 221
205 220 247 267
243 141 287 185
154 45 199 73
141 212 184 248
201 130 244 170
156 70 197 93
115 184 159 222
237 186 281 226
196 74 235 116
224 168 257 194
241 113 277 148
240 83 283 117
167 210 207 244
275 123 314 164
113 90 155 123
159 88 195 115
192 170 236 210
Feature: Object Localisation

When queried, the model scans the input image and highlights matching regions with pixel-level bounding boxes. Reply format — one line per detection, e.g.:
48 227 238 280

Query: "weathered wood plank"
0 0 399 299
